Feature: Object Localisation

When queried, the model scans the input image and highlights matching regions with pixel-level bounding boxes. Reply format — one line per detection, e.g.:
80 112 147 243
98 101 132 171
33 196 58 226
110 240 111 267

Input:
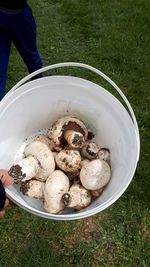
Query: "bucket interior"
0 76 139 219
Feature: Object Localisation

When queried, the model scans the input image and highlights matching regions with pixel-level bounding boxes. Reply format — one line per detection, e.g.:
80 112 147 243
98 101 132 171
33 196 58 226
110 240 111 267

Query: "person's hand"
0 169 14 219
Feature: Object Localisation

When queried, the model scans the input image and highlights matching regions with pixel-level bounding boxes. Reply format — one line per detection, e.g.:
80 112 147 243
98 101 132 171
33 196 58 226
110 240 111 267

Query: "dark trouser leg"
12 7 42 80
0 13 11 100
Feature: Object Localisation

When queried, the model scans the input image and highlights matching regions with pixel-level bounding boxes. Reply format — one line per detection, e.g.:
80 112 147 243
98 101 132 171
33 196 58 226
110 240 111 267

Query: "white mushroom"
47 128 53 140
9 156 40 183
44 170 70 214
55 149 81 173
98 148 111 165
20 180 45 199
62 184 91 210
52 151 58 161
81 141 99 160
35 134 53 150
49 116 88 151
81 159 90 168
80 159 111 190
24 140 55 181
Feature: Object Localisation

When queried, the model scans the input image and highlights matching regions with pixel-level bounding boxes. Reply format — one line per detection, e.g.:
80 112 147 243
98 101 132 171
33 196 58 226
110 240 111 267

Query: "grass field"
0 0 150 266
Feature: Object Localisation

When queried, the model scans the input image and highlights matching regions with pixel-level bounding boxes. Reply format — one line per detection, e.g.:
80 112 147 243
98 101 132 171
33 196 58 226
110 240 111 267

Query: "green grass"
1 0 150 266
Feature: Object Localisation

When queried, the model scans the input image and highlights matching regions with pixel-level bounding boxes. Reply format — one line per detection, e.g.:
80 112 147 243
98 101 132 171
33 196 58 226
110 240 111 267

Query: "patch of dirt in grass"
94 248 106 258
93 246 120 266
11 212 21 220
137 223 150 241
52 240 66 254
65 214 106 249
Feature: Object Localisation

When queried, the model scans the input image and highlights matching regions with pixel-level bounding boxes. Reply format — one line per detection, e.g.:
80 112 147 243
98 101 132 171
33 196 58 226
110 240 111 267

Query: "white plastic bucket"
0 63 140 220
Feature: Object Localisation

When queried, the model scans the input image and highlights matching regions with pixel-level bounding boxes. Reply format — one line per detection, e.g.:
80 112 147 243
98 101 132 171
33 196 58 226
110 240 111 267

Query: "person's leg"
0 12 11 100
12 7 42 79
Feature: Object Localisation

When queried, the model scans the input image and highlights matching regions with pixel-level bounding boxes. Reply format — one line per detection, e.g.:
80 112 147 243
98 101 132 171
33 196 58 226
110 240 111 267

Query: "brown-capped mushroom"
62 184 91 210
80 159 111 190
44 170 70 214
20 180 45 199
24 140 55 181
9 156 40 183
55 149 81 173
48 116 88 151
81 141 99 160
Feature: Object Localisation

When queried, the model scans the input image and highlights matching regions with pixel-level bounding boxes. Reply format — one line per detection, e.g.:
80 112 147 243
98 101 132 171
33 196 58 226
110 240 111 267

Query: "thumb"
0 169 14 187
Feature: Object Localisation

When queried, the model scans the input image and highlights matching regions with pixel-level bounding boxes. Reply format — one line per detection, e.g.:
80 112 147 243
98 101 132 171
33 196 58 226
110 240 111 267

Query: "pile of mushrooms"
9 116 111 214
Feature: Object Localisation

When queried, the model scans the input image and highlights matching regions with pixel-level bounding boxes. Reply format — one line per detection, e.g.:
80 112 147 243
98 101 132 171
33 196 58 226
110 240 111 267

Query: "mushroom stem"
64 130 84 148
62 184 91 210
62 193 70 206
20 180 45 199
81 141 99 160
9 156 40 184
44 170 70 214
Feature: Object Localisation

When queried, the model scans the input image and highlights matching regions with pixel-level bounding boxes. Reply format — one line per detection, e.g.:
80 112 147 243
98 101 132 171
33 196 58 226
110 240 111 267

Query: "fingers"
0 199 11 219
0 169 14 187
0 209 5 219
0 170 14 219
4 198 9 208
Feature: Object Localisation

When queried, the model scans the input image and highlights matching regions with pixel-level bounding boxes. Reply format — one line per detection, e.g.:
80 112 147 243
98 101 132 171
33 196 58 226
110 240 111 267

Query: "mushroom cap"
44 170 70 214
20 180 45 199
49 116 88 151
80 159 111 190
24 141 55 181
47 128 53 140
62 184 91 210
98 148 111 165
9 156 39 183
90 187 105 198
35 134 53 150
52 151 58 160
55 149 81 173
81 159 90 168
81 141 99 160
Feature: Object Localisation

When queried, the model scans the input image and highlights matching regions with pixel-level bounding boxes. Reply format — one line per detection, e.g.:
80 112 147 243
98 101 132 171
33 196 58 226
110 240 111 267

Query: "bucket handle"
10 62 140 160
